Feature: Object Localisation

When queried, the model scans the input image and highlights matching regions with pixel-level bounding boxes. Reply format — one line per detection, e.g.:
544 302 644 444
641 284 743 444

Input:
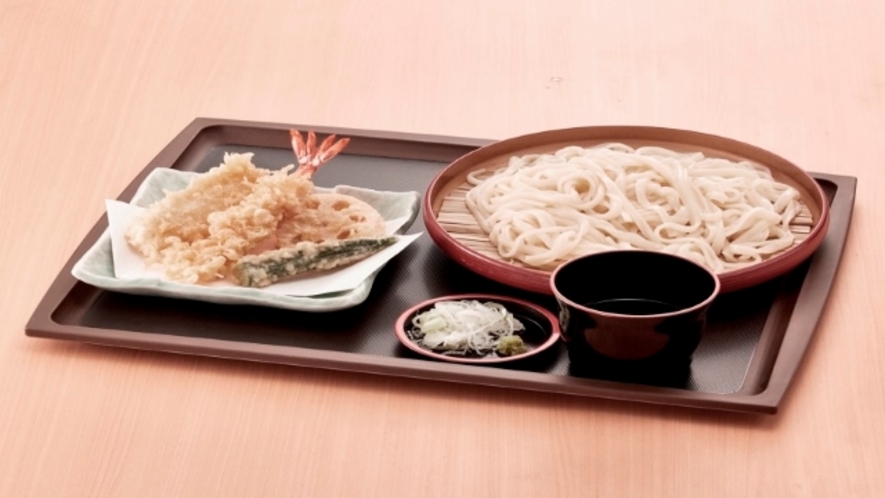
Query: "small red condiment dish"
394 294 561 365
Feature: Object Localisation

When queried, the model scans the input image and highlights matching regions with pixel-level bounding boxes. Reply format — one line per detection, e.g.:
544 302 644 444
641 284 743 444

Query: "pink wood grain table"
1 1 882 496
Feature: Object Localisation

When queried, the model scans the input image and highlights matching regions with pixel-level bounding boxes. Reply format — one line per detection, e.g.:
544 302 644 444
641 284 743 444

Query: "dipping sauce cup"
551 251 720 370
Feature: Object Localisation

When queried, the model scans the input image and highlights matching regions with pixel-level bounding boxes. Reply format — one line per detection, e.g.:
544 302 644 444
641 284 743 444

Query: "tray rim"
25 117 857 415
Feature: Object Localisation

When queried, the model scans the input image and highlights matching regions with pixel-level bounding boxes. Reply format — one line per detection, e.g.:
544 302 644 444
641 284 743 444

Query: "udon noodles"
465 143 803 273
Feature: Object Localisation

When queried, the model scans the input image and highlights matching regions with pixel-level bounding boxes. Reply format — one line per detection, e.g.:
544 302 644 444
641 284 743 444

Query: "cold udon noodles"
464 143 804 273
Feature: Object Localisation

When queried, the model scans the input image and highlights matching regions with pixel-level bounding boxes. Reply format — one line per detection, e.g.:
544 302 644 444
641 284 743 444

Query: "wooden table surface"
2 1 883 496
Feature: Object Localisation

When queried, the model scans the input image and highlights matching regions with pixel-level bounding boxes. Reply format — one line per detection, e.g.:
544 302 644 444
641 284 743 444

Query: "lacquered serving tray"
26 118 856 414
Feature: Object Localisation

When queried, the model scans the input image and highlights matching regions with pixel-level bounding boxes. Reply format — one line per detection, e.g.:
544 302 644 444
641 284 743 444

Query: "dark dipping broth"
586 298 680 316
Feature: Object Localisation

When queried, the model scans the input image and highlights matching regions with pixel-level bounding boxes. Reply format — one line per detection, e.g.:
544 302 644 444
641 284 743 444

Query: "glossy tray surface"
26 118 857 414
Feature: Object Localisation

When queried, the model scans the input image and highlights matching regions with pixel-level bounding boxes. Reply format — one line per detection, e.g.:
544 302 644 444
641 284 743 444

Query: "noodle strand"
465 143 804 273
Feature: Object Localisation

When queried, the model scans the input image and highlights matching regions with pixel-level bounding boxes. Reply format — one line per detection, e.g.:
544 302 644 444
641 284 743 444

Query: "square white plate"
72 168 422 312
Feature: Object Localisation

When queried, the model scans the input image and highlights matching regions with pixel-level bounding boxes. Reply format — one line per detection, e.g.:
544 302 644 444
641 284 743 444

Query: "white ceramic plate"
72 168 422 312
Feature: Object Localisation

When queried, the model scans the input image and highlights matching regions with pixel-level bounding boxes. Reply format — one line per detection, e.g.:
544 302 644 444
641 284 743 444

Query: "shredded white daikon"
408 300 526 356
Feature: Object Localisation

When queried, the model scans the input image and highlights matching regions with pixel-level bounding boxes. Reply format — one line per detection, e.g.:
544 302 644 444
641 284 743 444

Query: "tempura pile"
125 134 386 285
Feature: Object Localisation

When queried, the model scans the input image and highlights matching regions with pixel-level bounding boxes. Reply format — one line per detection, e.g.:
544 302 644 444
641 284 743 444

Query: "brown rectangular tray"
26 118 856 414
